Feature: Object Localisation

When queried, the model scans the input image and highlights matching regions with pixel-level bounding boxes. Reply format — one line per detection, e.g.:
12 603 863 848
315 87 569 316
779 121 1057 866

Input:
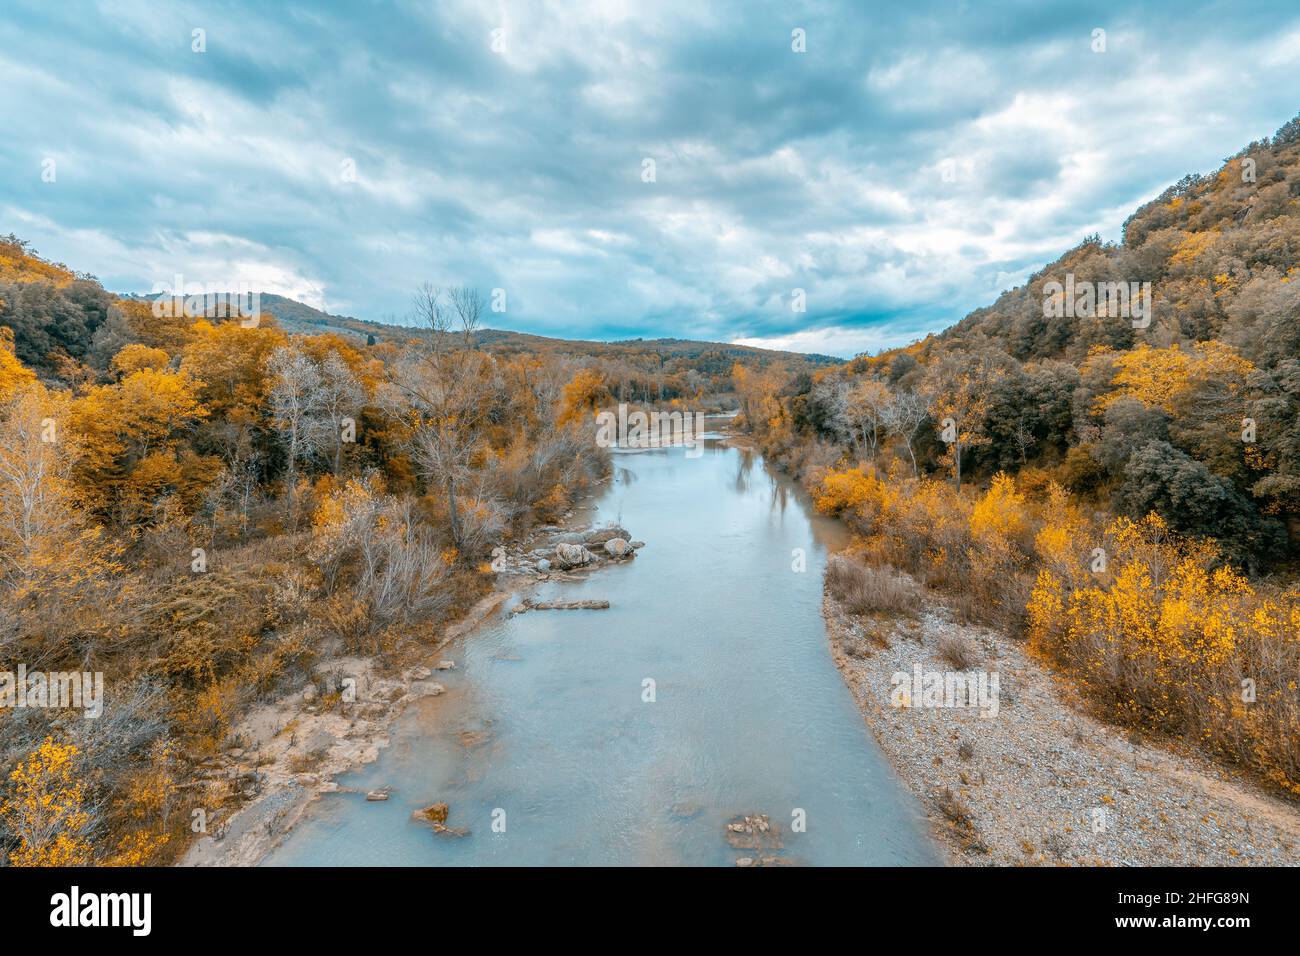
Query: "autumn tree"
557 367 611 427
1 737 93 867
881 390 928 477
0 385 81 589
267 344 330 525
921 354 1001 491
0 327 36 401
845 379 893 461
69 362 209 521
180 319 286 419
385 285 495 548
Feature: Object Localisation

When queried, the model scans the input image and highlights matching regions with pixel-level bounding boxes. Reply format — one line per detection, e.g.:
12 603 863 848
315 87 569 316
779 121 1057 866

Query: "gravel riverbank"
825 587 1300 866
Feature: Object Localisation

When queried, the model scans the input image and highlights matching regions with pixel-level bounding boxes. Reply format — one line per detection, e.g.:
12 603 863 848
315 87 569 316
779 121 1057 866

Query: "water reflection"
732 446 754 494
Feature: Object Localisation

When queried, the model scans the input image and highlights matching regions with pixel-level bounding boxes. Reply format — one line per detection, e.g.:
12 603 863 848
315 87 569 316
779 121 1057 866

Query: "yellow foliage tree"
557 368 611 426
180 319 286 417
110 343 171 376
69 366 209 518
0 327 37 402
1 737 93 867
969 472 1027 547
1097 342 1254 415
0 384 88 589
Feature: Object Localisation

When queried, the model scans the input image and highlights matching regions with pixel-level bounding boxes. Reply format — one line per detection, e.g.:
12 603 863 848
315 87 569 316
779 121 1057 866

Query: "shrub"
1028 512 1300 795
937 632 981 671
826 555 923 617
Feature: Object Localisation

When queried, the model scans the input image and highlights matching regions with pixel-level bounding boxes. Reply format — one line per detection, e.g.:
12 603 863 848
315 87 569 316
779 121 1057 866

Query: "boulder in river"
553 542 595 569
536 558 551 572
603 537 632 559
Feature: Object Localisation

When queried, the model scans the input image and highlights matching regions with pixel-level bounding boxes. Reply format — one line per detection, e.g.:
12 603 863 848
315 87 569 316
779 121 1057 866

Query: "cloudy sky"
3 1 1299 356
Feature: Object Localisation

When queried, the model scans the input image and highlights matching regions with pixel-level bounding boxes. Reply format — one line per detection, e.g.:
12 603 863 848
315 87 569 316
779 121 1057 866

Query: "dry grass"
935 786 987 854
937 631 981 671
287 748 328 774
827 555 923 617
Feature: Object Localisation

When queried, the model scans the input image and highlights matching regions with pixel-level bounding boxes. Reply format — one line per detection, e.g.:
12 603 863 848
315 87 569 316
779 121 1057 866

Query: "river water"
265 438 938 866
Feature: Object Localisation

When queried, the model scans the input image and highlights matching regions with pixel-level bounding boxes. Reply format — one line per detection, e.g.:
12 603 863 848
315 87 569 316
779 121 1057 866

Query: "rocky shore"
180 512 640 867
824 583 1300 866
489 523 644 576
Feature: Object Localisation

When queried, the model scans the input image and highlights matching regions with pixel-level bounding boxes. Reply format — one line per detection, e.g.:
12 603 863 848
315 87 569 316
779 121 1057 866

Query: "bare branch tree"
267 345 330 526
384 285 493 548
317 352 365 475
882 390 929 478
846 379 893 462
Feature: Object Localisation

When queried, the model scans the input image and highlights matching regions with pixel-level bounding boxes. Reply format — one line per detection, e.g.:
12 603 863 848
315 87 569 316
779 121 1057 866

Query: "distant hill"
109 291 841 369
0 240 839 404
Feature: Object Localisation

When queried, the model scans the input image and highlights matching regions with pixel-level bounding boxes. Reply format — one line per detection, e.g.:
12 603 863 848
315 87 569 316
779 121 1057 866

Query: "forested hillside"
751 113 1300 570
738 114 1300 798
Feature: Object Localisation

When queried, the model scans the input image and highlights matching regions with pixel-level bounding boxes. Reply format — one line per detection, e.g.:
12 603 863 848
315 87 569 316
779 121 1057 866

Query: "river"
265 437 938 866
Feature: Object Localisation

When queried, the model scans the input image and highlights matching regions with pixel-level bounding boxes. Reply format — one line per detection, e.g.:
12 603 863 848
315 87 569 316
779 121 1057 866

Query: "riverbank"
824 583 1300 866
180 500 635 867
180 590 507 866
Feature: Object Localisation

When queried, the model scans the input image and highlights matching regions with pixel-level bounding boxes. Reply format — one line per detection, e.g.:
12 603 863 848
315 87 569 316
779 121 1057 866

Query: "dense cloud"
3 0 1299 355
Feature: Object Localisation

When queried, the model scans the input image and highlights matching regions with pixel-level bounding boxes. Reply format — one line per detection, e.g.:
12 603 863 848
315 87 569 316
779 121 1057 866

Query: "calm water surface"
266 440 938 866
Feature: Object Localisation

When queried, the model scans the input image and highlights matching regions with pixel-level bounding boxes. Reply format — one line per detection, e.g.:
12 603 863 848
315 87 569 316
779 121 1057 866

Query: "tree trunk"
447 477 461 546
286 424 299 526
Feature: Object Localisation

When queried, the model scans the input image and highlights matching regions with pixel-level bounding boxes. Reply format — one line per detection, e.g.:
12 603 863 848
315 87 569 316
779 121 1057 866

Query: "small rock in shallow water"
365 788 390 801
412 802 449 824
512 598 609 613
434 660 456 671
724 814 783 849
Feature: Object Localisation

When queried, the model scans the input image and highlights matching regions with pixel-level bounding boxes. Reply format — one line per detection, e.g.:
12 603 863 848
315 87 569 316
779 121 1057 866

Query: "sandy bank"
825 588 1300 866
